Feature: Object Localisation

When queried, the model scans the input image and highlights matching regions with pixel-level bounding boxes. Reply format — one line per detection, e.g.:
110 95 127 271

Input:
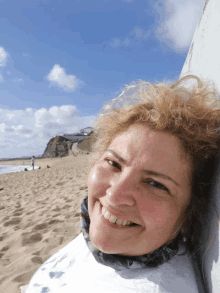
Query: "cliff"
42 127 94 158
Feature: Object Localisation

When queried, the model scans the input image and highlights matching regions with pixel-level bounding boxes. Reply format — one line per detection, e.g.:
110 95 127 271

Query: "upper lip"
101 202 138 225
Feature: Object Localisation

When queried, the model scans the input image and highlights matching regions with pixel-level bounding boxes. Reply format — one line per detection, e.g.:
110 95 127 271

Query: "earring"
182 235 187 243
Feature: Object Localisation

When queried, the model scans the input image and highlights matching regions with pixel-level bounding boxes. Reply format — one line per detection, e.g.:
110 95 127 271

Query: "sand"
0 154 91 293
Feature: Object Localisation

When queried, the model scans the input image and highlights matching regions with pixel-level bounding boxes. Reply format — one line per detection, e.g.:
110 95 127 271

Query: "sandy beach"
0 154 91 293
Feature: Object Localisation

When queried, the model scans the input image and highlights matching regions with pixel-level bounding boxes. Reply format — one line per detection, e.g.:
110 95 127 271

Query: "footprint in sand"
79 185 88 190
22 233 43 246
52 207 61 212
3 218 21 227
1 245 9 251
52 226 76 236
56 182 64 186
0 235 5 241
14 212 22 216
13 208 23 217
65 199 72 203
15 202 21 208
43 236 64 246
48 219 63 225
52 213 60 218
14 208 23 213
74 212 81 217
65 215 71 219
32 220 63 234
13 270 37 283
31 256 43 264
26 210 35 215
62 205 71 209
33 223 47 231
0 258 10 266
32 250 40 256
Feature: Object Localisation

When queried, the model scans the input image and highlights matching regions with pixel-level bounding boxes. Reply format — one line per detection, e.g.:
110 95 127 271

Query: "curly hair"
89 75 220 259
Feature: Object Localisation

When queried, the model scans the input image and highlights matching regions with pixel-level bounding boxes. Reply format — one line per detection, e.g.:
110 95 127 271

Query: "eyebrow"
106 149 180 187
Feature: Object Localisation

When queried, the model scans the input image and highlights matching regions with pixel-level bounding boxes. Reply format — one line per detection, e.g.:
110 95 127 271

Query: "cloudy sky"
0 0 206 159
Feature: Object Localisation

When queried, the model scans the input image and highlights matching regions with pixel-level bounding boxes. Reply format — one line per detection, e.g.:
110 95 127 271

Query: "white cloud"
109 1 205 52
12 78 23 82
109 26 152 49
154 0 206 52
130 26 152 39
110 38 123 48
0 47 7 66
47 64 83 91
0 105 97 159
0 123 6 132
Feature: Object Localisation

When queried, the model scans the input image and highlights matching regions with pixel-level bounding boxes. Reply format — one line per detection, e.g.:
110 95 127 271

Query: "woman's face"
87 124 192 256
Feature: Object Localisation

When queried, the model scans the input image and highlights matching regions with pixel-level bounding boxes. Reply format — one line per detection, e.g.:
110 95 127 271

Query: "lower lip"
98 201 139 230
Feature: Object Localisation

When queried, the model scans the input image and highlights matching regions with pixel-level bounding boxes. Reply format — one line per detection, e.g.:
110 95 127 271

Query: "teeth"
104 211 111 220
116 219 122 225
122 220 128 226
109 215 117 223
102 206 133 226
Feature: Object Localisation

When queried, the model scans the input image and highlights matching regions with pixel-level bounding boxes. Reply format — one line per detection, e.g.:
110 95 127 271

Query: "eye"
144 180 169 192
107 159 121 170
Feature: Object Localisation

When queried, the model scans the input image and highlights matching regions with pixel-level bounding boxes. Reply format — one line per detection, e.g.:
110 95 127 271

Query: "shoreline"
0 157 68 170
0 164 40 175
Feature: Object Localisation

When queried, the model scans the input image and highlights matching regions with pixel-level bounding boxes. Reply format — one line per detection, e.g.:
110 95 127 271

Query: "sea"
0 164 39 175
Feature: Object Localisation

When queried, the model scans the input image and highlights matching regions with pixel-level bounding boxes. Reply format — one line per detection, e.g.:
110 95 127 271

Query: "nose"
106 172 136 206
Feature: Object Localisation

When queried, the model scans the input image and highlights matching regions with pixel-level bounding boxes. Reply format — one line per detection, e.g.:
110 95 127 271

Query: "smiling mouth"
101 204 138 227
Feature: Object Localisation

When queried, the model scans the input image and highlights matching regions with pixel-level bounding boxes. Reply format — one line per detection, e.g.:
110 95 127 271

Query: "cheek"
138 198 178 227
88 166 109 197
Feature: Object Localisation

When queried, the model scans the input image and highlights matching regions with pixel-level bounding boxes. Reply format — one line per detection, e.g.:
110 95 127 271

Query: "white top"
23 232 199 293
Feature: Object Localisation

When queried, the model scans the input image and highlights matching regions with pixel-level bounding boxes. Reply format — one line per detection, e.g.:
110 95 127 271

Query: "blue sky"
0 0 206 159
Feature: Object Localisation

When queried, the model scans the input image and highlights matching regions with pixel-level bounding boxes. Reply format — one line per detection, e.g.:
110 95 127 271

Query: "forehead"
109 124 182 158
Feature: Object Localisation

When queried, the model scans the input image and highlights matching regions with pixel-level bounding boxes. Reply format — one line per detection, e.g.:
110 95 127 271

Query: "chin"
89 233 120 254
98 248 117 254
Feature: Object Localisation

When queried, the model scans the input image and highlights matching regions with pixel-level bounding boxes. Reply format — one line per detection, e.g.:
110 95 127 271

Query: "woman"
23 75 220 293
31 156 35 170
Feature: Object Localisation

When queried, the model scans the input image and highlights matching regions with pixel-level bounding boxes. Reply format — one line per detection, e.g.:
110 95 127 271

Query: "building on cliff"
42 127 94 158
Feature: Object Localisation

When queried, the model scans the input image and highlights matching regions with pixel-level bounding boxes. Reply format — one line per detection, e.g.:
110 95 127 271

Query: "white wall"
180 0 220 91
181 1 220 292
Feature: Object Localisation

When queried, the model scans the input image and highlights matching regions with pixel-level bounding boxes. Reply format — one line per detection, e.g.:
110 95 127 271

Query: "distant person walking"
31 156 35 170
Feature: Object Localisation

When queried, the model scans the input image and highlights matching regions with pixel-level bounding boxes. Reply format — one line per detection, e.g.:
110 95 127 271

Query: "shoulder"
118 246 199 293
145 247 199 293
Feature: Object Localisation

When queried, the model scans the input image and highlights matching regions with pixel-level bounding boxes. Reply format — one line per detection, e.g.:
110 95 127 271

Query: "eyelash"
108 160 120 169
142 180 168 192
106 159 169 193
